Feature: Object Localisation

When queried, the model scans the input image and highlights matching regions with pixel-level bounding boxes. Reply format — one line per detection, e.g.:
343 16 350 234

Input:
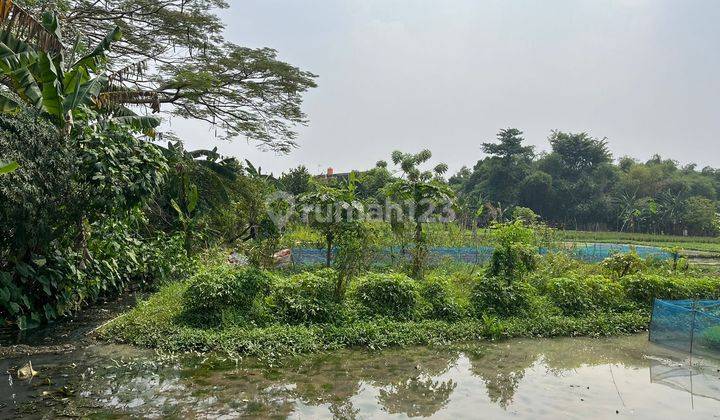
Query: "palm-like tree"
384 150 455 279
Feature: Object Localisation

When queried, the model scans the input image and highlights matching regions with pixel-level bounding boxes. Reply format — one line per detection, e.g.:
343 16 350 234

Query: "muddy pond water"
2 333 720 418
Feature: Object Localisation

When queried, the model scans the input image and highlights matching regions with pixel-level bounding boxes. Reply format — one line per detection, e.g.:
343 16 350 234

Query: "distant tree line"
278 129 720 236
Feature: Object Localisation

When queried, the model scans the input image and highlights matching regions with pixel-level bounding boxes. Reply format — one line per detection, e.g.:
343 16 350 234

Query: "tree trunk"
325 232 333 267
412 220 425 279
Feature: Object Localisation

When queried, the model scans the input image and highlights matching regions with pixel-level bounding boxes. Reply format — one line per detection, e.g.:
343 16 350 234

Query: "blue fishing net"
290 244 669 266
650 299 720 358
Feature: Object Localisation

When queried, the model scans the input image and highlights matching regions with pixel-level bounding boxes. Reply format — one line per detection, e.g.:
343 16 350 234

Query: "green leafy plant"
183 266 271 313
383 150 454 279
470 275 535 317
545 275 627 315
0 160 18 175
419 277 462 320
602 251 644 278
350 273 419 320
268 269 340 324
487 221 538 281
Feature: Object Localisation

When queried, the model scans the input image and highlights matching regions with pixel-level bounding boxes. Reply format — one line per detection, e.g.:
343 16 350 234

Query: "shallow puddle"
2 334 720 418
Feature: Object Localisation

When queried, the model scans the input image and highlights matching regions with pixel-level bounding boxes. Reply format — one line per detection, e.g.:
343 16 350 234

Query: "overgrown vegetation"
100 221 720 362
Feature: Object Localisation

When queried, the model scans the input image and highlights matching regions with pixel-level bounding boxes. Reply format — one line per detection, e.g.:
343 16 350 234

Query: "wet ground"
2 331 720 419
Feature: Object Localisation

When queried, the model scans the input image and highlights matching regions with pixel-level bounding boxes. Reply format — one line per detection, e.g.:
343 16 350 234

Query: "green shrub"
546 275 626 315
470 276 535 317
418 277 461 320
184 266 271 313
602 251 644 278
487 221 539 281
350 273 419 320
269 270 339 324
621 274 720 305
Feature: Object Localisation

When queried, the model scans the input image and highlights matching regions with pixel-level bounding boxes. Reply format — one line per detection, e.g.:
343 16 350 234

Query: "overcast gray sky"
165 0 720 176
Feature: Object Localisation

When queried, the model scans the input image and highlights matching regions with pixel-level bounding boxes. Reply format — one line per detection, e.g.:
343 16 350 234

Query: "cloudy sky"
166 0 720 176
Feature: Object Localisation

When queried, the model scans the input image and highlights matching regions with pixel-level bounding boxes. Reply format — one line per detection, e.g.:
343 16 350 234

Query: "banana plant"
0 3 158 134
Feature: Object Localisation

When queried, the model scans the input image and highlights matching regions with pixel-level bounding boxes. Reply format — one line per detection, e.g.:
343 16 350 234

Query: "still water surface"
2 334 720 418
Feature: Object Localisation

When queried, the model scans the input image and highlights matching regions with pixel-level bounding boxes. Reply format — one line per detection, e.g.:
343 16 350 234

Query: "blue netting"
650 299 720 358
290 244 670 266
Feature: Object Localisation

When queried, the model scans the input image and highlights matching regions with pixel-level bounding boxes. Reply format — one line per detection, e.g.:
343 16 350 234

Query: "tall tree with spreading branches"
7 0 317 151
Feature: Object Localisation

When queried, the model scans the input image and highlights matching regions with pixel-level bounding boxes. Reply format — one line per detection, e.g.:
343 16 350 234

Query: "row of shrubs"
180 264 720 326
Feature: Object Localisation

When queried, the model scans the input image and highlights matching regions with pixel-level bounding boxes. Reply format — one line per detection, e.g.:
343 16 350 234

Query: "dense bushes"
269 269 340 324
621 274 720 306
546 275 626 315
350 273 419 320
184 266 271 313
419 277 462 320
471 276 534 317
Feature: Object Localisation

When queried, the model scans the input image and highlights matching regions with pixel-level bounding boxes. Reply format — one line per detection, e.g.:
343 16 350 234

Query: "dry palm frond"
0 0 63 54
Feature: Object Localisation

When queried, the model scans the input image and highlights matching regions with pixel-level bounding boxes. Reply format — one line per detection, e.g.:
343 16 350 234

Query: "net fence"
290 244 670 266
649 299 720 358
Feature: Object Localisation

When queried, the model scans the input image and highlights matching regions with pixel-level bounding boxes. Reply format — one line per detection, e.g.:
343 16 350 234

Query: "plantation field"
557 230 720 254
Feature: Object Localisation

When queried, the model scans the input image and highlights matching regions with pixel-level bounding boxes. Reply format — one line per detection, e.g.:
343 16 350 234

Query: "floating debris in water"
17 361 38 380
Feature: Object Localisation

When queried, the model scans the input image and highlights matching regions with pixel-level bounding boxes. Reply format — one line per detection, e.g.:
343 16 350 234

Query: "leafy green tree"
279 165 311 196
683 196 719 236
18 0 318 150
384 150 454 279
300 175 363 268
475 128 534 206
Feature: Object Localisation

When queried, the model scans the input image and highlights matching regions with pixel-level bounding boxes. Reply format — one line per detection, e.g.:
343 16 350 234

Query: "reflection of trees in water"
466 336 650 408
285 347 458 418
378 375 457 417
468 350 536 408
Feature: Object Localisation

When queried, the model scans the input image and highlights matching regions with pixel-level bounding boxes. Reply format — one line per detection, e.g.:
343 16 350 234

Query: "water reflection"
2 334 720 418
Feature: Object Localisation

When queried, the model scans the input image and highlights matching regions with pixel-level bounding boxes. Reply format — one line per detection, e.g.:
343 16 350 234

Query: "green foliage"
601 251 644 278
487 221 538 280
418 277 462 320
0 160 18 174
184 266 271 313
76 126 168 221
350 273 419 320
470 276 535 317
384 149 455 279
545 275 627 315
0 111 74 258
333 221 379 296
101 273 649 362
511 206 539 224
621 274 720 306
269 269 340 324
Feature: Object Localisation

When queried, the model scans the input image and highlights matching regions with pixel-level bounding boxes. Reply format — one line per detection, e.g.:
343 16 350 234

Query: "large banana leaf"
112 114 160 131
8 66 42 108
0 92 23 113
63 74 107 114
71 26 121 72
36 52 64 119
0 42 37 71
62 66 88 96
